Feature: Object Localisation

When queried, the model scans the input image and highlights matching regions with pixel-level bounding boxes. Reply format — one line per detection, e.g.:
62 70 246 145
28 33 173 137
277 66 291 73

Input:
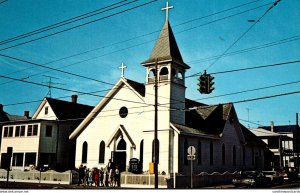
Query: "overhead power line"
188 0 281 78
0 1 271 85
0 0 159 52
204 0 281 71
0 74 150 106
187 35 300 64
198 79 300 101
211 60 300 75
0 0 137 45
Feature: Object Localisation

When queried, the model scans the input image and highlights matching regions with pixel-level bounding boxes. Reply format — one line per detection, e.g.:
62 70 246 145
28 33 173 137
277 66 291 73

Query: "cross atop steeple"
119 63 127 78
161 1 173 21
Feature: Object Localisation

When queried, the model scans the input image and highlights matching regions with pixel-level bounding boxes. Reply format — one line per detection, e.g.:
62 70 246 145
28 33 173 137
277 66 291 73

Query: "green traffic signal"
207 75 215 94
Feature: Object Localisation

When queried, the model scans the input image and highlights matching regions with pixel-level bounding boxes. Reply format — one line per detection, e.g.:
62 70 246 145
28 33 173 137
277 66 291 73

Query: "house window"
45 106 48 115
210 142 214 165
222 144 226 165
33 125 38 136
233 145 236 166
3 127 8 137
15 126 21 137
46 125 52 137
8 127 13 137
82 141 88 164
99 141 105 164
27 125 33 136
20 126 25 136
197 141 202 165
184 139 188 165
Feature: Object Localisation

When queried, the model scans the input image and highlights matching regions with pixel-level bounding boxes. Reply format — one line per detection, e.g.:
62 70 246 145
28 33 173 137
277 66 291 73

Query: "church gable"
69 78 146 140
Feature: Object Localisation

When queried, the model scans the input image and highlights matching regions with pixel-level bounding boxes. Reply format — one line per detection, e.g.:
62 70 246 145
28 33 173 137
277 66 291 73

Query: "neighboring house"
256 123 299 168
250 128 292 169
0 104 29 150
0 96 93 171
69 16 270 175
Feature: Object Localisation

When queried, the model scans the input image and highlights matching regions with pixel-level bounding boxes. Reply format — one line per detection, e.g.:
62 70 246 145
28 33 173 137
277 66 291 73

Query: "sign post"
6 147 13 188
187 146 196 189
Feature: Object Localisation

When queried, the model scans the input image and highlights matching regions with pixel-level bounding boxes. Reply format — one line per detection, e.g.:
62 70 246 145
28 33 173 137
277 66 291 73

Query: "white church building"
69 4 270 175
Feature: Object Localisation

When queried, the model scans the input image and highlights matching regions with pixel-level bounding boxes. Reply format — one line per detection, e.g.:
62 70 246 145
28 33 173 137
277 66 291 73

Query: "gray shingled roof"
141 21 189 69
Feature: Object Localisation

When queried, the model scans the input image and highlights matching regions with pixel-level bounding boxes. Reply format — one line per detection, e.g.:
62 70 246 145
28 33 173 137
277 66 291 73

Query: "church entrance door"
112 138 127 172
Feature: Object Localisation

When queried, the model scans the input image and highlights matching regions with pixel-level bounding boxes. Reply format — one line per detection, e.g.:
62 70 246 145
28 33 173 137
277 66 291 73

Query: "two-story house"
0 95 93 171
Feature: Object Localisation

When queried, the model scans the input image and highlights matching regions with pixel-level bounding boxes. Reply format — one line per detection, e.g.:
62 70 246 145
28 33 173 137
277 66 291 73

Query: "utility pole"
154 58 158 189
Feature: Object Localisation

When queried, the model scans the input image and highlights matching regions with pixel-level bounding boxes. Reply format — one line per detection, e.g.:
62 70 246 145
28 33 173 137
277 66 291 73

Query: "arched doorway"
113 138 127 172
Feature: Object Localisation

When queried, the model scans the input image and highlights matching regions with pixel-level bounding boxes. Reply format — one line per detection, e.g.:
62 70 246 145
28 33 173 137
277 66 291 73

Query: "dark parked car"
262 171 284 185
232 171 271 188
281 168 298 182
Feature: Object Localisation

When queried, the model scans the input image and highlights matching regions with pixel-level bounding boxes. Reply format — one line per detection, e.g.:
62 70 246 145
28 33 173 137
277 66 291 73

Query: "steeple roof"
142 20 190 69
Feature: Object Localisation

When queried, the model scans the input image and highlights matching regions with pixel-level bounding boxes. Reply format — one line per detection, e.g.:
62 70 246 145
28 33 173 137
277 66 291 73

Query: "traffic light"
197 74 207 94
207 74 215 94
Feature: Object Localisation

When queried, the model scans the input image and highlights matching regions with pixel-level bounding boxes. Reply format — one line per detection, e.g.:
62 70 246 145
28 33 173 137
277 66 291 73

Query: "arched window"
149 69 156 77
99 141 105 164
159 67 169 76
117 138 126 150
140 140 144 164
82 141 88 164
177 71 183 79
210 142 214 165
197 141 202 165
222 144 226 165
152 139 160 164
184 139 188 165
233 145 236 166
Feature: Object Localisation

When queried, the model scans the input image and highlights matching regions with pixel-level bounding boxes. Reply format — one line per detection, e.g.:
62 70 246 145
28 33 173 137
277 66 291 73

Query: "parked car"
279 168 298 182
262 171 283 185
232 171 271 188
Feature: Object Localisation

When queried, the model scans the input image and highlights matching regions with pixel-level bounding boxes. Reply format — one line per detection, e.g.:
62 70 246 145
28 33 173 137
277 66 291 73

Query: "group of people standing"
78 159 120 188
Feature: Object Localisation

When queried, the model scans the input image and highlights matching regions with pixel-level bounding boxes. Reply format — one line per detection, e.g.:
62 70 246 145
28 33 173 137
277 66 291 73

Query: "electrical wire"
0 0 159 52
0 0 135 45
187 35 300 65
188 0 281 78
0 1 272 86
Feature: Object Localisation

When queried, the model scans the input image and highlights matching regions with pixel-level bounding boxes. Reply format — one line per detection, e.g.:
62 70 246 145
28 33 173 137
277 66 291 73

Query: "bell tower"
141 2 190 126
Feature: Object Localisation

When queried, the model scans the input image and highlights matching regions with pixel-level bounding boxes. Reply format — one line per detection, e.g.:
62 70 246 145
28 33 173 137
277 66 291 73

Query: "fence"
166 171 238 188
0 169 78 184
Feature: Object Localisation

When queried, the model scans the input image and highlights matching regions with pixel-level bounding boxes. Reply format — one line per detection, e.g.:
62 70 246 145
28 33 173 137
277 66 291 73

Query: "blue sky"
0 0 299 128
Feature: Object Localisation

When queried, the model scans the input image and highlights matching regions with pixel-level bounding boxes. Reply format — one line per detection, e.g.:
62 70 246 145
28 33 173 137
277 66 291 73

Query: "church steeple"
141 2 189 69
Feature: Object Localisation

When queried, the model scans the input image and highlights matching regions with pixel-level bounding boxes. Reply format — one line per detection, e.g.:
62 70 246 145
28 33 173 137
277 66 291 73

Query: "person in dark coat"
78 164 85 185
99 167 104 187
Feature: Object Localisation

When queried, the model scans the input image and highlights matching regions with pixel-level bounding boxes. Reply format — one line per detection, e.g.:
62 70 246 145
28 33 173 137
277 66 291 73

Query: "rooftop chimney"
271 121 274 132
71 95 78 103
24 111 30 118
0 104 3 112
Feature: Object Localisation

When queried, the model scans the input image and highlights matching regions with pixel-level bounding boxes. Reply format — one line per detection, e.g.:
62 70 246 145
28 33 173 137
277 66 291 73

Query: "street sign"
187 155 195 160
187 146 196 156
